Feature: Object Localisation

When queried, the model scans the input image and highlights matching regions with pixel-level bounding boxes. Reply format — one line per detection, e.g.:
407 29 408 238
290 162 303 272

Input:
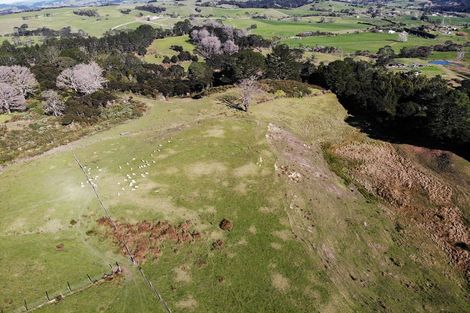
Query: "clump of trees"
399 45 433 58
173 20 192 36
190 22 270 58
135 5 166 14
73 9 99 17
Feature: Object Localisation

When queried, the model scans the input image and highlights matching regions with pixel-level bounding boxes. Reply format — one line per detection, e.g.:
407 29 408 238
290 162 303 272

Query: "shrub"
263 80 311 98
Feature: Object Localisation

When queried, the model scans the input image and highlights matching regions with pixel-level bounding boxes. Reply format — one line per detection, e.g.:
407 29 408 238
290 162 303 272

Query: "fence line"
13 264 122 313
72 151 172 313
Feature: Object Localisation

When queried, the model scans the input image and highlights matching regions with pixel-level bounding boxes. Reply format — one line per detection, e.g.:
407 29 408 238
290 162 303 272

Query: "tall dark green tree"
266 44 301 80
173 19 192 36
188 62 213 90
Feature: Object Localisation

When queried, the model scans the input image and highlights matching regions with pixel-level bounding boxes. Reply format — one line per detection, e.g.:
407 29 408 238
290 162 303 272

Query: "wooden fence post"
87 274 94 284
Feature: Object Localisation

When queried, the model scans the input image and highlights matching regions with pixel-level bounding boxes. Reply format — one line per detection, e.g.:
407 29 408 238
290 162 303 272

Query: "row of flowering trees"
0 62 106 115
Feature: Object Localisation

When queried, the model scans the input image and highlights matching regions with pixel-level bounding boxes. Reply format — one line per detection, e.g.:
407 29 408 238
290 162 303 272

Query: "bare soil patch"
176 295 197 310
173 265 191 283
186 161 227 177
271 242 282 250
271 272 290 293
97 218 200 264
204 127 225 138
233 162 258 177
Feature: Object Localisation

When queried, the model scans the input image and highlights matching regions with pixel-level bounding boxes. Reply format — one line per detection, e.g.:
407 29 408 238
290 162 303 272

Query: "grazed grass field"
0 4 178 37
225 18 370 38
144 35 195 66
282 32 466 53
0 90 468 313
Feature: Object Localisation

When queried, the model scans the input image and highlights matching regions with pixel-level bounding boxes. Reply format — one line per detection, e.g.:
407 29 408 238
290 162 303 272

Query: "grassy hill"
1 89 468 312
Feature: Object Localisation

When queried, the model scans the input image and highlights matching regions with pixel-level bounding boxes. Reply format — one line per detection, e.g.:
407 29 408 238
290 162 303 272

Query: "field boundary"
12 265 122 313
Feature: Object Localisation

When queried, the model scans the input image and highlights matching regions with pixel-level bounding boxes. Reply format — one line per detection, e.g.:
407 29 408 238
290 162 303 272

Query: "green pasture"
0 90 468 312
143 35 195 69
282 31 466 53
225 18 370 38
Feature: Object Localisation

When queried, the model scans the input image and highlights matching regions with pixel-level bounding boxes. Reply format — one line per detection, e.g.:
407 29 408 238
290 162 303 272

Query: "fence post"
87 274 94 284
46 291 50 301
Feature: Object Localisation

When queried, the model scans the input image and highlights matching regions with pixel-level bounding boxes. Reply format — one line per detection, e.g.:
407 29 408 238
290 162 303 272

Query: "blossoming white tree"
398 31 408 42
0 65 38 97
200 36 222 57
56 62 107 94
42 90 65 116
223 40 239 55
0 82 26 113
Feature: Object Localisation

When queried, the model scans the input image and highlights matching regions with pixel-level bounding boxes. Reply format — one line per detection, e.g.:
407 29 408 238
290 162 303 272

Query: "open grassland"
0 90 468 313
144 35 195 67
0 5 136 37
225 18 370 38
282 32 467 53
0 3 180 38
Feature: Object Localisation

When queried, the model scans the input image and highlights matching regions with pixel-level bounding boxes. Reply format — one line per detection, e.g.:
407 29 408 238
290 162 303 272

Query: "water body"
429 60 451 65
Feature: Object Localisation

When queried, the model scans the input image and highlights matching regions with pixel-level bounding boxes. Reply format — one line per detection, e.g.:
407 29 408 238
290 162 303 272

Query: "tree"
0 65 38 97
56 62 107 94
376 45 395 65
0 82 26 113
42 90 65 116
191 28 210 43
199 36 222 57
398 31 408 42
266 44 301 80
223 40 239 55
239 74 260 112
173 19 192 36
217 50 266 84
188 62 213 89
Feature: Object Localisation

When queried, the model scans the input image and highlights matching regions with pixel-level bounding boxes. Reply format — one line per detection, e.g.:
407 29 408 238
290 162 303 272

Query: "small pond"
429 60 451 65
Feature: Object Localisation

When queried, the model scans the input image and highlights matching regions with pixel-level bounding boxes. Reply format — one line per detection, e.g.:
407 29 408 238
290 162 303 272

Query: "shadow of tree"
344 115 470 162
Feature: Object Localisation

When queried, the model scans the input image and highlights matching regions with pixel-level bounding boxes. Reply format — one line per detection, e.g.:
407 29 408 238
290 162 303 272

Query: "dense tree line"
135 5 166 14
0 25 169 66
12 25 83 38
404 27 437 39
429 0 470 13
73 9 99 17
307 58 470 151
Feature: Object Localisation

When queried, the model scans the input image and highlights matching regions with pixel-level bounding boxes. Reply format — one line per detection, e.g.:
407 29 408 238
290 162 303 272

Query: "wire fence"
72 151 172 313
3 151 173 313
10 263 122 313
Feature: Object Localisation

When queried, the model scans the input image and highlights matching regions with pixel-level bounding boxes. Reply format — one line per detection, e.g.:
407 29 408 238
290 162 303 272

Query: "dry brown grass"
332 141 470 278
